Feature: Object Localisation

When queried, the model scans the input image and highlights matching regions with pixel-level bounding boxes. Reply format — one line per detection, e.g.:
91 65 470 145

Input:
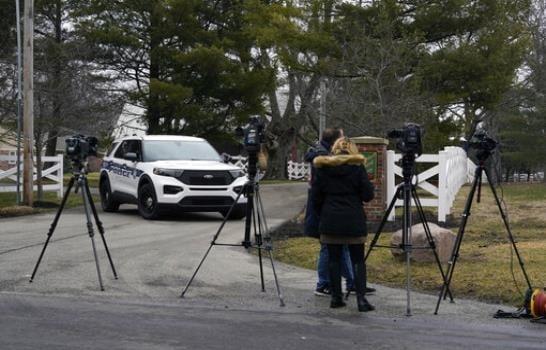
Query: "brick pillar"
351 136 388 222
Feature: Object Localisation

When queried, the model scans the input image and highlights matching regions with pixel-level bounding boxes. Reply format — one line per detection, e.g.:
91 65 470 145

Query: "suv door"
112 139 142 198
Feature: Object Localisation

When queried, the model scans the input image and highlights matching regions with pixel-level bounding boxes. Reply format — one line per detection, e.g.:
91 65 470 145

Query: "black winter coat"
311 154 374 237
303 141 331 238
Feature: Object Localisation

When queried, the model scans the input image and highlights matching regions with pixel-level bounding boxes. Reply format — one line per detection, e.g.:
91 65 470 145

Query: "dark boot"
328 260 346 308
354 262 375 312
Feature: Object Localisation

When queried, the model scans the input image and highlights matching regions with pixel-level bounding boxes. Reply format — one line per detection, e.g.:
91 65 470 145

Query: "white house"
112 104 147 139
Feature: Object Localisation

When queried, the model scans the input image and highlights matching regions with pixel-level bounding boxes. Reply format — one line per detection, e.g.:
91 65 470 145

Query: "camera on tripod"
236 117 265 153
388 123 423 156
65 135 99 162
468 129 497 152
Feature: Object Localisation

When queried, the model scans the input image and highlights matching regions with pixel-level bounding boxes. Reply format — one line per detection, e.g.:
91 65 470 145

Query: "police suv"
99 135 247 220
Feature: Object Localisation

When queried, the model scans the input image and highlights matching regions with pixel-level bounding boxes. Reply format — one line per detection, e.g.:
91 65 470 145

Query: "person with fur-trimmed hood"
304 128 355 297
311 137 375 311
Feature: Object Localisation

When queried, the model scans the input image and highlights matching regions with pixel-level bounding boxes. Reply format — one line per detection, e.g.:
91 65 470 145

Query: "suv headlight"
153 168 184 178
229 169 245 179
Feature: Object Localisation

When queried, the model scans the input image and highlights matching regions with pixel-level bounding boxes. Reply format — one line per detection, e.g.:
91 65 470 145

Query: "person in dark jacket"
312 137 375 311
304 128 354 296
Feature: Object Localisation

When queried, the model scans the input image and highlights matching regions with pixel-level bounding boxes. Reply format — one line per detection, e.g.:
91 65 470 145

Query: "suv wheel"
138 183 161 220
221 205 246 220
100 176 120 212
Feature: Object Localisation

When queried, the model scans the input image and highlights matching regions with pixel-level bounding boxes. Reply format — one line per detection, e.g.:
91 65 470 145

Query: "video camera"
463 129 498 162
388 123 423 156
235 117 266 181
65 135 98 162
236 117 265 153
468 129 497 152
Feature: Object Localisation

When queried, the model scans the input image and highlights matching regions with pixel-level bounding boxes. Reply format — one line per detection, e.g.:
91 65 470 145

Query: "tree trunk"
265 137 291 179
45 131 58 156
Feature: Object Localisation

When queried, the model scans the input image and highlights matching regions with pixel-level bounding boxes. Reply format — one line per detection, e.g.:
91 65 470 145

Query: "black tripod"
434 151 532 314
180 151 285 306
29 161 118 290
365 154 453 316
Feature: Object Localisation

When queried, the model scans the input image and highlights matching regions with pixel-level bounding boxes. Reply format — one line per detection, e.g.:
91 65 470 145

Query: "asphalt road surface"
1 183 544 349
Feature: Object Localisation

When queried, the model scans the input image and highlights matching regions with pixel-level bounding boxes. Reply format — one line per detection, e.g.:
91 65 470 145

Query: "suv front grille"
178 170 233 185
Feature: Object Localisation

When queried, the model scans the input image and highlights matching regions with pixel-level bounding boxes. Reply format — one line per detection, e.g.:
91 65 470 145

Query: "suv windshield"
143 140 220 162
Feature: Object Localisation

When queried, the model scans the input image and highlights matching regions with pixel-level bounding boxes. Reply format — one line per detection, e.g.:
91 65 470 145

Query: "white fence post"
57 155 63 198
386 150 396 221
438 150 448 222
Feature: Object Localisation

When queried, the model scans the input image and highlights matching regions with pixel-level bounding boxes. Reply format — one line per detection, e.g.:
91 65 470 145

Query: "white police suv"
99 135 247 220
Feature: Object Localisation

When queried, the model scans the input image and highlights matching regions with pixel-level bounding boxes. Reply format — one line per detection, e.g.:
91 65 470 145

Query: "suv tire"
138 183 161 220
100 176 120 212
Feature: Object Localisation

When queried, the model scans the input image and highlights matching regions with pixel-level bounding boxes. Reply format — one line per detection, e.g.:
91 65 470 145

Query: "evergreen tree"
326 0 531 151
497 0 546 180
78 0 275 139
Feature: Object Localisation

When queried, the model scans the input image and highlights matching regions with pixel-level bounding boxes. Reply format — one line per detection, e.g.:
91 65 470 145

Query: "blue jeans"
317 243 354 289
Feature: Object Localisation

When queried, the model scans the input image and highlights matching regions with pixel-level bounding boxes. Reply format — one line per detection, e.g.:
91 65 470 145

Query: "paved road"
1 183 544 349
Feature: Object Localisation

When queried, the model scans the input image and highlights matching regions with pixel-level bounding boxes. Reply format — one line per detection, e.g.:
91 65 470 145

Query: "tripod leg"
213 189 245 242
365 185 402 262
243 182 254 248
402 183 412 317
180 244 214 298
29 176 76 283
434 167 482 314
256 187 270 237
180 189 245 298
483 168 533 290
267 248 286 307
81 176 105 291
256 188 285 306
84 179 118 279
253 196 266 292
411 187 454 302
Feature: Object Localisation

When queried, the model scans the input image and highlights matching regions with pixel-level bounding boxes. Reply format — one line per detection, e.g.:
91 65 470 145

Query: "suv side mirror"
124 152 138 162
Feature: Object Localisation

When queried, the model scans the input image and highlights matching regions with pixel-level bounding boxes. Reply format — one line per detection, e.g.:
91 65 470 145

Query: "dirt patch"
0 206 36 218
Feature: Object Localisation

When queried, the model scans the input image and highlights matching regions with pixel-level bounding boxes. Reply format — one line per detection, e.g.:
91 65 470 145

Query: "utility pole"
15 0 23 205
23 0 34 206
319 79 326 140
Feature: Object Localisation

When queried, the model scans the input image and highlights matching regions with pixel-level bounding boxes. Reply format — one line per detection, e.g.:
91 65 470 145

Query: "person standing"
311 138 375 311
304 128 354 296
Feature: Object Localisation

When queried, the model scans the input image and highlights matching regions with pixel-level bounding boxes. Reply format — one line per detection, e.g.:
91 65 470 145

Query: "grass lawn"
274 183 546 306
0 191 100 217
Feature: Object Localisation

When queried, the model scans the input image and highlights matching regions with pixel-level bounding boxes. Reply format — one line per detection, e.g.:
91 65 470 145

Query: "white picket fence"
386 146 470 222
287 160 311 180
0 154 64 198
226 155 248 172
225 149 473 222
225 155 310 181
